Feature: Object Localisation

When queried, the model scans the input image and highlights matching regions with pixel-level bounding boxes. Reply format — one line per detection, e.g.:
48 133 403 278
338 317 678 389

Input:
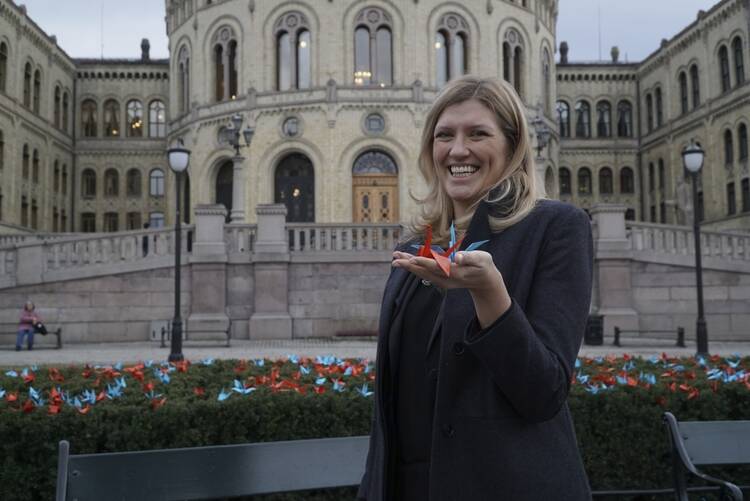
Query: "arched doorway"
215 160 233 221
275 153 314 222
352 150 398 223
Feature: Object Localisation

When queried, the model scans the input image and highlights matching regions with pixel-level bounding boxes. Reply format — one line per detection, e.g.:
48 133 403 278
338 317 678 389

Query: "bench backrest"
673 418 750 466
56 435 369 501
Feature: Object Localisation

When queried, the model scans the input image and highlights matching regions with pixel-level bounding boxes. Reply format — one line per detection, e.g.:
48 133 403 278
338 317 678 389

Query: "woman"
358 76 593 501
17 300 39 351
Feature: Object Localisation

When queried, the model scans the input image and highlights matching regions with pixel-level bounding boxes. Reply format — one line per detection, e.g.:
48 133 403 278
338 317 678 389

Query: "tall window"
126 212 142 230
734 37 745 86
679 71 688 114
503 29 524 97
53 161 59 192
82 169 96 198
23 63 32 107
178 45 190 114
103 212 119 232
212 26 238 101
103 99 120 137
81 213 96 233
33 70 41 113
743 178 750 212
559 167 571 194
727 182 737 215
575 100 591 138
0 42 7 93
104 169 119 197
32 149 39 184
739 123 748 163
719 45 731 93
646 93 653 132
149 212 165 228
648 163 655 191
0 130 3 171
149 168 165 196
658 159 665 190
542 48 551 113
596 100 611 138
617 101 632 137
725 129 734 165
620 167 634 193
21 196 28 227
434 13 469 87
655 87 663 127
81 99 97 137
31 199 38 229
557 101 570 138
126 100 144 137
62 165 67 195
577 167 592 195
62 92 69 133
353 7 393 86
54 86 61 128
149 100 166 138
690 64 701 107
599 167 613 194
274 12 312 91
127 169 142 197
22 144 29 179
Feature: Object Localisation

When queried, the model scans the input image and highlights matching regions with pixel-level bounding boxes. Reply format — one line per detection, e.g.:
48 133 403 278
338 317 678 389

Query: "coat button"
452 341 465 355
442 424 455 438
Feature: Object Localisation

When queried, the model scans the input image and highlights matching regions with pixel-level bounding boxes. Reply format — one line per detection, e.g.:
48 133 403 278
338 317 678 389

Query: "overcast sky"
22 0 722 62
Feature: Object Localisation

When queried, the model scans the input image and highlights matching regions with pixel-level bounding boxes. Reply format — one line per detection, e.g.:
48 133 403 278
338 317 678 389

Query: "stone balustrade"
287 223 402 254
224 224 257 255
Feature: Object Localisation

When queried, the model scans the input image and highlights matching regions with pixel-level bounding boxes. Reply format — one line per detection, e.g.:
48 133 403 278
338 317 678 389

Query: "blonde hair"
410 75 543 245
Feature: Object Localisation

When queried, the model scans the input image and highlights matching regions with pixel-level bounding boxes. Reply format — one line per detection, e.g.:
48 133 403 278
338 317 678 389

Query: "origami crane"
411 223 489 276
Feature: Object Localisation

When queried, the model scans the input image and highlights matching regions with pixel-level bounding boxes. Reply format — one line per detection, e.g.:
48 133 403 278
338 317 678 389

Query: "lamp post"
530 111 551 160
166 143 191 362
682 139 708 356
222 113 255 223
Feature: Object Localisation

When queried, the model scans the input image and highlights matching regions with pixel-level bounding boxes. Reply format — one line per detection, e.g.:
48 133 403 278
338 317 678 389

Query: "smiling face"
432 99 510 219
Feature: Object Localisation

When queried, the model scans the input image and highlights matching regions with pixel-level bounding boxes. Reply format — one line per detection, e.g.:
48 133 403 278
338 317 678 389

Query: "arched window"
690 64 701 107
435 13 469 86
149 168 165 196
599 167 613 194
0 42 7 93
23 62 32 107
81 212 96 233
596 100 611 138
212 26 238 101
679 71 688 114
617 101 632 137
104 168 119 197
577 168 592 195
575 100 591 138
655 87 663 127
658 159 665 190
126 100 144 137
734 37 745 86
54 86 61 128
559 167 571 195
53 161 60 193
725 129 734 165
556 101 570 138
275 153 315 222
126 169 142 197
648 163 655 191
645 93 654 132
103 212 119 232
503 29 524 97
178 45 190 114
33 69 41 113
149 100 166 138
103 99 120 137
62 165 68 195
274 12 312 91
353 7 393 86
81 99 98 137
620 167 634 194
126 212 142 230
353 150 398 174
22 144 29 179
542 48 551 113
62 92 69 133
81 169 96 198
739 123 748 163
32 149 39 184
719 45 731 93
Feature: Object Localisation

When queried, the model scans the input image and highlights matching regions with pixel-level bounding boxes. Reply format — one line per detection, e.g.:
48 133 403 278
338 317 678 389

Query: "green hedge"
1 355 749 500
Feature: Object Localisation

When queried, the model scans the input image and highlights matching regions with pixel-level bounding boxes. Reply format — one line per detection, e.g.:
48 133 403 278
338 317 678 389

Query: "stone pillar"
590 204 638 336
187 204 230 341
230 155 246 223
249 204 292 339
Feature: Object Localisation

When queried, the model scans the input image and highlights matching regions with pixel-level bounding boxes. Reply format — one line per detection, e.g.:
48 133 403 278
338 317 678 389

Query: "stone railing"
628 222 750 261
287 223 402 254
224 224 257 255
0 232 81 247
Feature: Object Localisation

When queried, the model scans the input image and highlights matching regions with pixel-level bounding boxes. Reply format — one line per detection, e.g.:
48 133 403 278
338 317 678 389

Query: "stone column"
230 155 246 223
187 204 230 341
590 204 638 336
249 204 292 339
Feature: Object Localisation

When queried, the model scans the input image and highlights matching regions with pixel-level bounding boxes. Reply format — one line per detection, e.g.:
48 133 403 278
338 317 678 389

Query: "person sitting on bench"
17 300 40 351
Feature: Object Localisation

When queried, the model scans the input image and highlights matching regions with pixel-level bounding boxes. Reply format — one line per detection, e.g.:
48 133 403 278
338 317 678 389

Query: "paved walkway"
1 337 748 367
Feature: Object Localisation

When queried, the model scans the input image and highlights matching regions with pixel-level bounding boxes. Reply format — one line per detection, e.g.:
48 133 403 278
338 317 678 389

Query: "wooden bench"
613 326 686 347
55 436 368 501
664 411 750 501
0 324 62 350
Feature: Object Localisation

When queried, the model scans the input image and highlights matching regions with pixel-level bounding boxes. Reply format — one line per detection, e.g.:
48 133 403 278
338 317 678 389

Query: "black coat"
358 199 593 501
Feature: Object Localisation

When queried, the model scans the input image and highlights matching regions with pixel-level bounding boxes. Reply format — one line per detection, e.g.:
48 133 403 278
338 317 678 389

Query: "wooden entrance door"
353 175 398 223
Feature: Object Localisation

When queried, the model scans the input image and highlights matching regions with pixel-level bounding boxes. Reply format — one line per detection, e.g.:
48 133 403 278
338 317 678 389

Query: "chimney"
560 41 569 64
611 46 620 64
141 38 151 61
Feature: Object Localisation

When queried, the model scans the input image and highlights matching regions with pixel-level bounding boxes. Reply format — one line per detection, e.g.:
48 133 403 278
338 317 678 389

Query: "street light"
530 111 551 160
682 139 708 356
221 113 255 223
166 143 191 362
223 113 255 156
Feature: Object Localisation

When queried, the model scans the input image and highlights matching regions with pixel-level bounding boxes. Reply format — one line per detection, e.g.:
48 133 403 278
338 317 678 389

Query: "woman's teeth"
450 165 478 177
